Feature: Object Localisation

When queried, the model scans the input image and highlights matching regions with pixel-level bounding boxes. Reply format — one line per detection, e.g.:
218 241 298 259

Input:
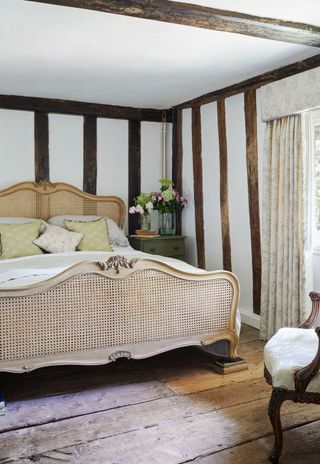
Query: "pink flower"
129 206 136 214
180 196 188 206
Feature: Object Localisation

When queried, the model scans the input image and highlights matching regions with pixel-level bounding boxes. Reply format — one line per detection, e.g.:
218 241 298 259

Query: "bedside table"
129 235 186 261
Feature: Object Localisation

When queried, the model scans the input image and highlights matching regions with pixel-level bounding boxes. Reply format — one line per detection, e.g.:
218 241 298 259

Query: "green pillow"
64 218 112 252
0 220 43 260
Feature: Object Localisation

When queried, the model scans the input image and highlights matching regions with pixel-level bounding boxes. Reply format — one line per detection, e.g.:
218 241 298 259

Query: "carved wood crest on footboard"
0 257 240 373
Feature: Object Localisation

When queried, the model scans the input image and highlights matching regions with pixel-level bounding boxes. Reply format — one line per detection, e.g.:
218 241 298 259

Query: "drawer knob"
149 248 156 252
173 246 180 250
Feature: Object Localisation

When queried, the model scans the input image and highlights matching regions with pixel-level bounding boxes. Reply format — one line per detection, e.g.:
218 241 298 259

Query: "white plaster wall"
49 114 83 189
182 109 197 266
226 94 253 312
0 109 34 187
141 122 163 232
0 111 165 237
97 118 128 231
201 102 223 271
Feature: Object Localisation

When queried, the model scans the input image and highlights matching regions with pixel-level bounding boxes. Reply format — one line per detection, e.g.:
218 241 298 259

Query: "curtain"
260 114 311 340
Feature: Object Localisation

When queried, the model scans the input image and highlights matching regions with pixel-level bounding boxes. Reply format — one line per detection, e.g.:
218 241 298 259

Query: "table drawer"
142 239 184 257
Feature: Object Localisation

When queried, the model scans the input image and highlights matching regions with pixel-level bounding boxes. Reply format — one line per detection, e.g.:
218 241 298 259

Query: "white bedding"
0 246 205 288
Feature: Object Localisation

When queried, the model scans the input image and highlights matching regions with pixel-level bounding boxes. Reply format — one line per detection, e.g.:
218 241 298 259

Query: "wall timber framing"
128 120 141 235
176 53 320 110
244 90 261 315
34 112 49 182
191 106 205 270
83 116 97 195
217 98 232 273
0 94 173 123
172 109 183 235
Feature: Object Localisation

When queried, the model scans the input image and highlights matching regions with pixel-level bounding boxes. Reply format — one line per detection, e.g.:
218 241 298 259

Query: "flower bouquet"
129 193 155 235
153 179 187 235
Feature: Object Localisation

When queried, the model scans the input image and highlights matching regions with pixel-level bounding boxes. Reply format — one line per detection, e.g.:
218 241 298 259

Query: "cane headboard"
0 181 126 227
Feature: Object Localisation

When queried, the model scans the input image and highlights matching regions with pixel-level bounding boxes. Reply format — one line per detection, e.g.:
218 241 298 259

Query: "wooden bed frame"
0 181 240 374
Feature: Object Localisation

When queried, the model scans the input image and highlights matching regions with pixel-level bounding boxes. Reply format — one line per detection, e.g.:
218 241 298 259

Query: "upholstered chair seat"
264 292 320 463
265 327 320 392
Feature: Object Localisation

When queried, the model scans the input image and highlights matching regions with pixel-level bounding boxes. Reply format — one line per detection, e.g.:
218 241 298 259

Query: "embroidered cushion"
64 218 112 252
33 224 83 253
0 220 43 259
48 215 129 247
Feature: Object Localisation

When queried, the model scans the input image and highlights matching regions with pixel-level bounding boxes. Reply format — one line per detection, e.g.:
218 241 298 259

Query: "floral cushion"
33 224 83 253
64 218 112 252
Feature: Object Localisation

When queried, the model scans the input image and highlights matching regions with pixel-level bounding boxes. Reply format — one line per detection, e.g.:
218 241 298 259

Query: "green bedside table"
129 235 186 261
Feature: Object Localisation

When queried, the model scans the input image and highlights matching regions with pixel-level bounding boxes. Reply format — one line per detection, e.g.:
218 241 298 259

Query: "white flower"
146 202 154 211
136 204 144 214
129 206 136 214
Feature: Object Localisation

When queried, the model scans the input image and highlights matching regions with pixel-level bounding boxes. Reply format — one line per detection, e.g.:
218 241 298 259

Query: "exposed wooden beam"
172 109 183 235
83 116 97 195
34 112 49 182
128 120 141 235
217 98 232 272
176 53 320 109
191 106 205 270
0 94 173 123
28 0 320 47
244 90 261 316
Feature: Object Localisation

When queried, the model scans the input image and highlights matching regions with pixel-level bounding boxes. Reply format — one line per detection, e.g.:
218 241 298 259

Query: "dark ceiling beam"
0 94 173 122
27 0 320 47
175 53 320 109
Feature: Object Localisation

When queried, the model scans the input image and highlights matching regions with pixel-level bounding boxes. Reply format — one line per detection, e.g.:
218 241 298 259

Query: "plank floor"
0 325 320 463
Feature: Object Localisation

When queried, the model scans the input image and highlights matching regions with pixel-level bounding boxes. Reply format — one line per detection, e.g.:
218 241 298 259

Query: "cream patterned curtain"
260 114 310 340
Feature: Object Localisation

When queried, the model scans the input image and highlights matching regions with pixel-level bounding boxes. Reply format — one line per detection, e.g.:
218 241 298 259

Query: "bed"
0 181 240 374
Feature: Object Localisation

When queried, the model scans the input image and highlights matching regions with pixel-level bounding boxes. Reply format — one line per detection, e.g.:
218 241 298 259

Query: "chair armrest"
300 292 320 329
295 326 320 392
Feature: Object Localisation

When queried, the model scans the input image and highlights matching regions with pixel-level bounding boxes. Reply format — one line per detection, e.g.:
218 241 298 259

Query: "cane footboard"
0 258 240 373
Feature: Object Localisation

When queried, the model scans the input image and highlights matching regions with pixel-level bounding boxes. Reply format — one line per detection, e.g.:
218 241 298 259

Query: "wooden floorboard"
0 324 319 463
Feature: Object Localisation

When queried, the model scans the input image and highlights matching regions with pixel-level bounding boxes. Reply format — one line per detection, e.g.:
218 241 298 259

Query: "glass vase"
140 212 151 231
159 212 176 235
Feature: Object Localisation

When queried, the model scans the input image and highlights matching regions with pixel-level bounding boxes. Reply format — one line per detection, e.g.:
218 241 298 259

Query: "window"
311 111 320 248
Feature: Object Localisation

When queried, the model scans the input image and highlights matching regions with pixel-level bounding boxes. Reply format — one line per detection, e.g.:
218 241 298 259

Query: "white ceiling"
0 0 319 109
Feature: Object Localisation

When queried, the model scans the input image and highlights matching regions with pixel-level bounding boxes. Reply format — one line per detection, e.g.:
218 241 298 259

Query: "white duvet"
0 246 205 288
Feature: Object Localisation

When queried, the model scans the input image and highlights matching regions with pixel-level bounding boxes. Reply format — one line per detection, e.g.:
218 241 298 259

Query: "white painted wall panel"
0 109 34 187
226 94 253 312
201 102 223 271
97 118 128 231
141 122 163 232
182 109 197 266
49 114 83 189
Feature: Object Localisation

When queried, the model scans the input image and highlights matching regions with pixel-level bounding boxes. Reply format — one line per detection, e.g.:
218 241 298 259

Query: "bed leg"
201 340 246 375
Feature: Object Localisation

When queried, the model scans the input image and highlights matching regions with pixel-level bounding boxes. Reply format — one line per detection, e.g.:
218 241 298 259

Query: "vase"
140 212 151 231
159 212 176 235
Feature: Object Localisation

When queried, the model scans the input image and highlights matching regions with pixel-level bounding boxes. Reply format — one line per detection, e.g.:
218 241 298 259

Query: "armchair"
264 291 320 463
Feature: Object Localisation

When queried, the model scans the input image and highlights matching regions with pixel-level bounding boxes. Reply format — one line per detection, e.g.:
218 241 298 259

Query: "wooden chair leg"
268 388 286 463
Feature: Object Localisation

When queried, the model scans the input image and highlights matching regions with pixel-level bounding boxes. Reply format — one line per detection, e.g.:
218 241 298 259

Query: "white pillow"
47 215 129 247
0 217 46 233
33 224 83 253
